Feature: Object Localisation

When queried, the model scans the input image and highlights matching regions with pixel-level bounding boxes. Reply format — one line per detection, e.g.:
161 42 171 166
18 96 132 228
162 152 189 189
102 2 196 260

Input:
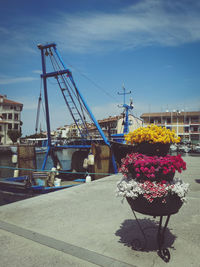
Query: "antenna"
117 85 133 134
117 84 131 105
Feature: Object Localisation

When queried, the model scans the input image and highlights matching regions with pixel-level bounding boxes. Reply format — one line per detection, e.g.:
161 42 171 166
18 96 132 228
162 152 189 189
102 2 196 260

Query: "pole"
37 44 53 169
117 85 132 133
38 46 52 147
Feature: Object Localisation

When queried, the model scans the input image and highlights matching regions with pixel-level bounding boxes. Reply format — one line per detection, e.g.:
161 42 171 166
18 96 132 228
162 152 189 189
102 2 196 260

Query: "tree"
7 130 22 144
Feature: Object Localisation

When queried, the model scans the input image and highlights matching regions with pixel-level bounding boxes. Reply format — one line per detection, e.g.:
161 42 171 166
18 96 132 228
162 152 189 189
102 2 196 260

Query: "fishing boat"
36 43 118 176
0 175 85 194
109 87 143 164
22 138 48 153
0 43 119 201
0 174 86 205
1 43 144 201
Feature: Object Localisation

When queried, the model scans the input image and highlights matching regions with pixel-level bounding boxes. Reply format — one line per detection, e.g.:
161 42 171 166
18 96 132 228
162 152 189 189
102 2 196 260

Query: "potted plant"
125 124 181 156
117 125 189 216
119 153 186 182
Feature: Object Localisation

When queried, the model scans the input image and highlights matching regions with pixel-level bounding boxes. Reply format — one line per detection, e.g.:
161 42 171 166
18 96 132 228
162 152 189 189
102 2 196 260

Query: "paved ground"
0 155 200 267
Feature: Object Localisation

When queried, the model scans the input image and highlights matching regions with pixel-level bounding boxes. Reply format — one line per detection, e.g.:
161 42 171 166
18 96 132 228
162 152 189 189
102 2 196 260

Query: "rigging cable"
35 78 43 133
65 61 119 102
48 48 92 139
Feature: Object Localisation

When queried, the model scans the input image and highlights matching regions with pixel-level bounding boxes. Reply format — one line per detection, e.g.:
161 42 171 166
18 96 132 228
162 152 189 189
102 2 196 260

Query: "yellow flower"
125 124 180 145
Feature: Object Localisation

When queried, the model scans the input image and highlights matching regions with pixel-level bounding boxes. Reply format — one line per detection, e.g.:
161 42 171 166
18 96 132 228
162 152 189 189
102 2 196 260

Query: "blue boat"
0 43 117 200
0 43 140 200
0 176 85 194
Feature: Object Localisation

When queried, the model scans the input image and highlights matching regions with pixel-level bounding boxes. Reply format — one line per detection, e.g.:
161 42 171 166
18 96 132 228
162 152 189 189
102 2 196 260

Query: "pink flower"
118 152 186 182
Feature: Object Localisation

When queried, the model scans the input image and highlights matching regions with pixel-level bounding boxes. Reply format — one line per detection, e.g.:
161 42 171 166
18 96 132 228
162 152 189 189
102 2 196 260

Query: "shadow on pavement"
115 218 177 252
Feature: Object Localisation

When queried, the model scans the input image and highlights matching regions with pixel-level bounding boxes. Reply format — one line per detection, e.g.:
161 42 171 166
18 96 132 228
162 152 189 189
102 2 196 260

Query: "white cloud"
1 0 200 56
32 70 42 74
0 76 38 85
51 0 200 53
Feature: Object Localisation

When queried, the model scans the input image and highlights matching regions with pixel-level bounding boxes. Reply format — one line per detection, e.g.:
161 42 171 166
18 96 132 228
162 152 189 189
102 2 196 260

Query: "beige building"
54 115 142 141
98 114 142 136
86 114 142 139
0 95 23 144
140 111 200 143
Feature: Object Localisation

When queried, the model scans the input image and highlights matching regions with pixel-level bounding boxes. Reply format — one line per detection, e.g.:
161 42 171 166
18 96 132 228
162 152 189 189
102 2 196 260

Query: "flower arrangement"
117 177 189 204
117 151 189 204
125 124 181 144
119 153 186 182
117 124 189 217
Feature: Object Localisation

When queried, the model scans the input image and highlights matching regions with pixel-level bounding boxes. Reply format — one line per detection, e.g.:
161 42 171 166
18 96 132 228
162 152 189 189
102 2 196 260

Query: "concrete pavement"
0 155 200 266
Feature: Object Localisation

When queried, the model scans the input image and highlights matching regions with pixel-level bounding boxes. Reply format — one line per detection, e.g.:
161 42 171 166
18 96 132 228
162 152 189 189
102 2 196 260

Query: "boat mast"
38 44 52 147
118 85 133 134
37 43 62 169
37 43 118 173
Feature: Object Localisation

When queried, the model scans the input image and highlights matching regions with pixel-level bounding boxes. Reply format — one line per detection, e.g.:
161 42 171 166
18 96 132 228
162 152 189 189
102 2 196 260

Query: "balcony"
190 130 200 134
190 121 200 125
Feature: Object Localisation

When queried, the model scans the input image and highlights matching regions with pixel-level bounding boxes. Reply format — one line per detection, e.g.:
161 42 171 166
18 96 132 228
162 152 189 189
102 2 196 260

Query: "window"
8 123 12 130
184 127 189 133
2 113 7 119
155 117 161 124
166 117 171 124
8 113 12 120
192 127 198 132
185 117 189 123
14 114 18 120
191 134 199 140
191 116 199 123
14 124 18 130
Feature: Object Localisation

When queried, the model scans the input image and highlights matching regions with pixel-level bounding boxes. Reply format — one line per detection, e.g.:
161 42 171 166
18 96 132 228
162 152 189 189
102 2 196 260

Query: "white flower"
116 176 189 203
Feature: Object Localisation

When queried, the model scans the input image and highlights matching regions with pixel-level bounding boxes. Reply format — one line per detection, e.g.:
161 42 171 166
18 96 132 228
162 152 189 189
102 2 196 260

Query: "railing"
190 121 200 124
190 131 200 134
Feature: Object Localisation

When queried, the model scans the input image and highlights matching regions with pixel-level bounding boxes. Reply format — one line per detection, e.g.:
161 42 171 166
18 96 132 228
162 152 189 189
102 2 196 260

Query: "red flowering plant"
119 153 186 182
117 152 189 205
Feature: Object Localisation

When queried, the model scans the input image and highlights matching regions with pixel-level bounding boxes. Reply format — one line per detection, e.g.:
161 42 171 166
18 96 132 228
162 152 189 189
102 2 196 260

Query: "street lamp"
174 110 181 137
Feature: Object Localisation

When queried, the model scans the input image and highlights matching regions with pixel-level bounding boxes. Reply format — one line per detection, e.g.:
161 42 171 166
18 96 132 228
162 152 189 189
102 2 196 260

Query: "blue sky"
0 0 200 136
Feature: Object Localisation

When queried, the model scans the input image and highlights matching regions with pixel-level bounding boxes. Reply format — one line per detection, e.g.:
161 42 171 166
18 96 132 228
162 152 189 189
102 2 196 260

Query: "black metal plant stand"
131 209 171 262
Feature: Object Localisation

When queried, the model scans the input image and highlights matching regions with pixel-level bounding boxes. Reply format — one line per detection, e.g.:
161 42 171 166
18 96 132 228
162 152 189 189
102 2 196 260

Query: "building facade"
140 111 200 144
0 95 23 144
98 114 142 136
53 115 143 141
86 114 143 139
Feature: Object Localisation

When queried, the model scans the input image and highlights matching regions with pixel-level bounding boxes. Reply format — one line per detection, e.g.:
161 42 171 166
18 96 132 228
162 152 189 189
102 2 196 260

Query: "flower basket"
117 125 188 218
126 194 183 216
134 142 170 156
119 153 186 182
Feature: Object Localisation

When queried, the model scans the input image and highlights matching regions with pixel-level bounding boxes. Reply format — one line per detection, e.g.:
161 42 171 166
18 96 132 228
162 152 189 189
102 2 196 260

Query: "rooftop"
141 111 200 118
0 94 23 106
